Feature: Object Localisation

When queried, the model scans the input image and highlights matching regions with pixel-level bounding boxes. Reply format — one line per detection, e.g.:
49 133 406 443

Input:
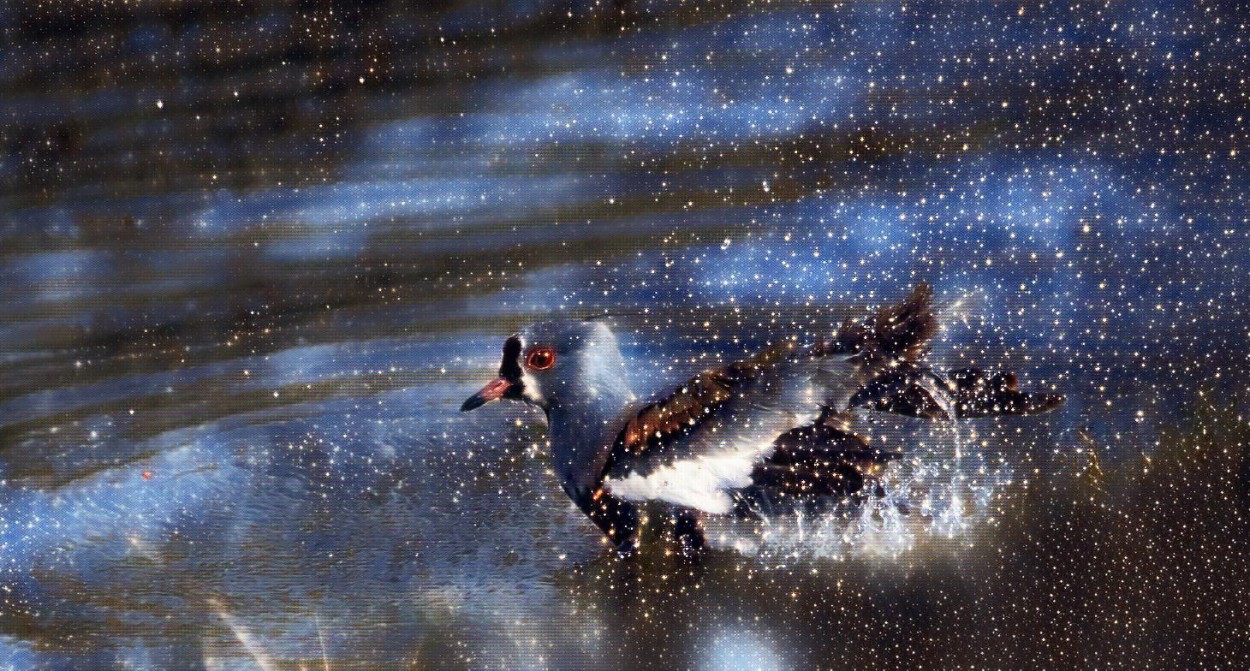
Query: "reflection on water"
3 1 1250 669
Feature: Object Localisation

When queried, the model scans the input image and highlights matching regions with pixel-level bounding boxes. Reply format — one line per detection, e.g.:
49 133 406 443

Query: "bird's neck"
545 376 634 497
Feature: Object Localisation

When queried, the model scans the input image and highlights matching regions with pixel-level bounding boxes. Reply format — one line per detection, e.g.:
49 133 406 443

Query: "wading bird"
461 284 1062 555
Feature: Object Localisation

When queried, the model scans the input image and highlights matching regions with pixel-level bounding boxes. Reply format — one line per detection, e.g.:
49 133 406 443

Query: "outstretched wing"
602 284 939 514
816 282 938 364
848 364 1065 419
746 408 901 501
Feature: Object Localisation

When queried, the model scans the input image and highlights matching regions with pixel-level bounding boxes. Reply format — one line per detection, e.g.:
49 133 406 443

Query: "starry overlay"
1 1 1248 669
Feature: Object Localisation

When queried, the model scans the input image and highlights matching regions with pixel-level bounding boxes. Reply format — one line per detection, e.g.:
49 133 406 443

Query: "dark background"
1 1 1248 668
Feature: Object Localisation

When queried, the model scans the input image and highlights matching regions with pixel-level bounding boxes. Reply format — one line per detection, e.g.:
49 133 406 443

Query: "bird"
460 284 1062 555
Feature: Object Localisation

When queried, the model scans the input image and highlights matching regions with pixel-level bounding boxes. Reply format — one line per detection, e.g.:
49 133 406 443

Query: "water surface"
2 1 1249 668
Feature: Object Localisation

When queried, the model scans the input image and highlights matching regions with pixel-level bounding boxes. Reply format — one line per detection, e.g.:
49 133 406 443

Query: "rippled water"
3 1 1249 669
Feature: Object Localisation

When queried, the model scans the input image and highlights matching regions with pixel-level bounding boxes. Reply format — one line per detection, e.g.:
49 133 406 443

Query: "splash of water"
719 384 1013 562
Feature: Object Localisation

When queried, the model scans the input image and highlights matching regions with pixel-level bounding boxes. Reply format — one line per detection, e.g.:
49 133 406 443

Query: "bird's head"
460 320 629 414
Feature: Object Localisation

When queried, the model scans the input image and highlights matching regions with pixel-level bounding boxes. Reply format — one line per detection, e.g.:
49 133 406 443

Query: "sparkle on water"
3 0 1249 669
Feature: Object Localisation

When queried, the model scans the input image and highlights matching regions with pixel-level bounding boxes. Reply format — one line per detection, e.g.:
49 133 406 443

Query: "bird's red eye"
525 347 556 371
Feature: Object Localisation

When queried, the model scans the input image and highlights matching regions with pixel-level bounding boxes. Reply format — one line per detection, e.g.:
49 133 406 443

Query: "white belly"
605 452 758 514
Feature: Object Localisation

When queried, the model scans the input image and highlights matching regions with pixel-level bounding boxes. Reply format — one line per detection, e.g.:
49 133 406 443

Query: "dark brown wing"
747 408 901 500
609 283 937 473
815 282 938 363
600 285 939 514
612 339 799 462
947 367 1065 417
848 363 1064 419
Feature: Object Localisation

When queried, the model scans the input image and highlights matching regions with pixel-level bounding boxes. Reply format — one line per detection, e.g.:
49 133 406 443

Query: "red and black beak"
460 335 524 411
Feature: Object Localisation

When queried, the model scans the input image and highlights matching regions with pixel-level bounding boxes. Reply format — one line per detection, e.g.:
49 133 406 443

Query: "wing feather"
616 339 798 459
600 285 940 513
